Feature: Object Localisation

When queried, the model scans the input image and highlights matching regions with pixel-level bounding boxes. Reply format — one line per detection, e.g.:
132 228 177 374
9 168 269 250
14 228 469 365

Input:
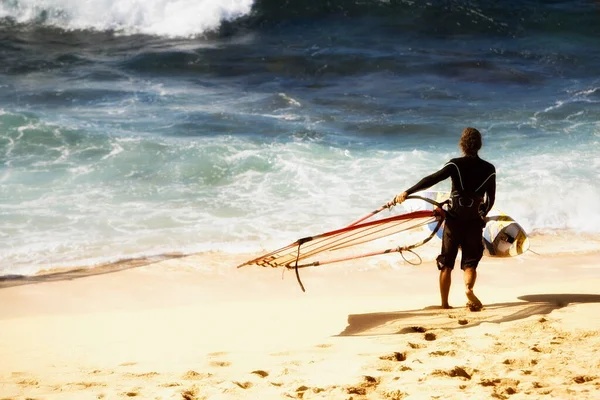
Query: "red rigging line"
237 196 448 291
241 210 439 268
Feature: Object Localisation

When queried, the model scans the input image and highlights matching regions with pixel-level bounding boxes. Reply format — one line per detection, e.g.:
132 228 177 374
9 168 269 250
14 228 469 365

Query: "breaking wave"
2 0 600 38
0 0 255 37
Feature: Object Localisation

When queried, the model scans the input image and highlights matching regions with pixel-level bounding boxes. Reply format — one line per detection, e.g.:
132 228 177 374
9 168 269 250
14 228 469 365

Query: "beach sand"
1 233 600 399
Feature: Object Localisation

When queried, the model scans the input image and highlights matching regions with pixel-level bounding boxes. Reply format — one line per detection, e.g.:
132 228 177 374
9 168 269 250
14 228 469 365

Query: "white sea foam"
278 93 302 107
101 141 124 160
2 135 599 275
0 0 254 37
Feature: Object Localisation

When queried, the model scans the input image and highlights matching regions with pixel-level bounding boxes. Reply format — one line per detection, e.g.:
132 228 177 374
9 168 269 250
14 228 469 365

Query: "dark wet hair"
459 127 482 156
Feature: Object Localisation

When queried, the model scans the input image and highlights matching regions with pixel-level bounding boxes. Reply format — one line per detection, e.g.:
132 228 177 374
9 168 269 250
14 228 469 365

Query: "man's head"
459 127 482 156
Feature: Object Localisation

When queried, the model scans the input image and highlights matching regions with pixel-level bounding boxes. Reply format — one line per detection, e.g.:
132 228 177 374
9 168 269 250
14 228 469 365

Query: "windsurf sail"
237 195 448 291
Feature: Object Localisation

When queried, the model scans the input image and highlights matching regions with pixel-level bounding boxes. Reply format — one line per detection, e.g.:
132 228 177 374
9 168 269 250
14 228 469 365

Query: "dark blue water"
1 0 599 274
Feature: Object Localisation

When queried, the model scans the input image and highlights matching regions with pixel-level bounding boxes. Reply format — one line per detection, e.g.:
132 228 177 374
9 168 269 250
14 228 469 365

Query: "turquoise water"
1 0 599 274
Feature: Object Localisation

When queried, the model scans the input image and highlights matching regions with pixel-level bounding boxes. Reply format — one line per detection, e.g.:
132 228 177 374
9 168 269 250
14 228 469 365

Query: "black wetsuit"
405 155 496 270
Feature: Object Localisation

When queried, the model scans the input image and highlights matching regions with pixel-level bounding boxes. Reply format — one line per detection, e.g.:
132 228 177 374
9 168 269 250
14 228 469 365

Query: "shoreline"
2 230 599 282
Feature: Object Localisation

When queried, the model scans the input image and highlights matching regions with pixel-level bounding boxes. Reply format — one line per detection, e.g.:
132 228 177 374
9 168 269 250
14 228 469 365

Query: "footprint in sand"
379 352 407 362
479 377 520 396
377 352 408 372
345 375 380 396
480 378 501 387
294 385 325 396
573 375 597 384
182 371 212 380
209 360 231 367
207 351 231 367
397 326 428 334
16 378 39 386
521 370 533 375
431 366 472 380
233 381 253 389
429 350 456 357
181 386 200 400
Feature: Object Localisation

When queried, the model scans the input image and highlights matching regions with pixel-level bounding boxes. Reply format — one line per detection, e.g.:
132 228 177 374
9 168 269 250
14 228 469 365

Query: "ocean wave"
0 0 254 37
2 0 600 38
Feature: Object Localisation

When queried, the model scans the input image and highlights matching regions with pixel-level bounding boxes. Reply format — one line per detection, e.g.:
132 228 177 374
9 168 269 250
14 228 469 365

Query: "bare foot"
465 290 483 311
466 301 482 312
441 304 453 309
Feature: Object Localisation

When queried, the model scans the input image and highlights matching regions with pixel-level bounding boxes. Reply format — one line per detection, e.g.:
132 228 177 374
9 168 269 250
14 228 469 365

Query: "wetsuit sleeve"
404 164 452 195
481 170 496 216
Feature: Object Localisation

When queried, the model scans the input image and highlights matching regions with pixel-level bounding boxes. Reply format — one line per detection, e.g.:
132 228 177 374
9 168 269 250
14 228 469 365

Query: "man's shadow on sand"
338 294 600 336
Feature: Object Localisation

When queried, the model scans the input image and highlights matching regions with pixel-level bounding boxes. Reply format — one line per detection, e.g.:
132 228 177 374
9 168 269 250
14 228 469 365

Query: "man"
389 127 496 311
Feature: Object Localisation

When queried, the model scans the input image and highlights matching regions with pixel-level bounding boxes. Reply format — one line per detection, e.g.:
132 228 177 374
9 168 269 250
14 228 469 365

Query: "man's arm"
390 164 452 205
405 164 453 195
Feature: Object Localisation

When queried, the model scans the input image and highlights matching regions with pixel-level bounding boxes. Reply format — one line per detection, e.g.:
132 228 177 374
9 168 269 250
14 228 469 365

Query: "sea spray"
0 0 254 36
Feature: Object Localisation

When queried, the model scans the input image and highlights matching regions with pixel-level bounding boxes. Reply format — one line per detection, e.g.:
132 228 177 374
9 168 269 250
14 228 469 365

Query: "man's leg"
439 266 452 309
437 220 458 310
463 267 482 311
